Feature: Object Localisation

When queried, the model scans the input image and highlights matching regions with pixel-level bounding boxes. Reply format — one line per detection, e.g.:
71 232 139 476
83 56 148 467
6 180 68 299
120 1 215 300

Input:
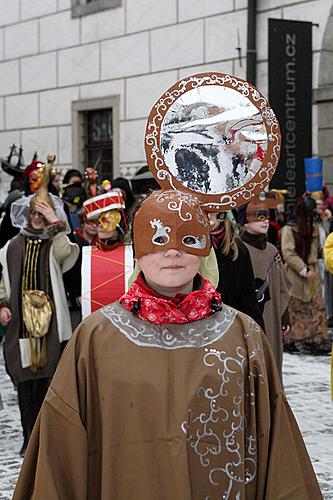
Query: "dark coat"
214 239 265 331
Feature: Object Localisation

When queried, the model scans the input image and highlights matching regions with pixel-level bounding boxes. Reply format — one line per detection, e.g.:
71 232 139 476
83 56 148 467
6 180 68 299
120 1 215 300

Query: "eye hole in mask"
182 235 207 249
150 219 171 246
154 234 170 245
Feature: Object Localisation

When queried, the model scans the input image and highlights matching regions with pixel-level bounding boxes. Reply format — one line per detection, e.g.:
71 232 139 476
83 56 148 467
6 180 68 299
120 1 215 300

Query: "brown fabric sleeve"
13 327 89 500
281 226 307 274
13 387 88 500
255 334 323 499
261 393 323 499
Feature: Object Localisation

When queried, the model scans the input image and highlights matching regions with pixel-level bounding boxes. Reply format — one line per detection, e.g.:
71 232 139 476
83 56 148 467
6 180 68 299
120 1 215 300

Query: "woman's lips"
161 265 184 270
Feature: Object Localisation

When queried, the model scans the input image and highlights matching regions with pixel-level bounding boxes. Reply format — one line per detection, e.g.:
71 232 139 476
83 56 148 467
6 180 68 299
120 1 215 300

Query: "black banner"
269 18 312 215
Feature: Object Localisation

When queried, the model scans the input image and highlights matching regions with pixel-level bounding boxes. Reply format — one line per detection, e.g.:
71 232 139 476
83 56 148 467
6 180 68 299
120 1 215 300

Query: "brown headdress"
134 72 281 255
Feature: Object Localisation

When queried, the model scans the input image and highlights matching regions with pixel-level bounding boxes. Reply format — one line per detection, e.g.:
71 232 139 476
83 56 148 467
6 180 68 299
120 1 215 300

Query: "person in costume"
281 197 330 355
267 188 289 248
0 165 79 456
312 196 333 326
23 158 44 196
0 178 24 249
237 193 291 379
62 209 99 329
323 231 333 400
72 190 134 319
13 188 322 499
62 183 87 231
0 158 44 250
13 71 322 498
47 155 61 197
209 211 265 331
112 176 136 216
62 168 84 187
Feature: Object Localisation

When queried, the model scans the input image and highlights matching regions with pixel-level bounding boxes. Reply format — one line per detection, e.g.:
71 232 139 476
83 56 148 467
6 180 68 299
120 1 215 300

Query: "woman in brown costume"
0 167 79 456
13 73 322 499
13 189 322 499
281 197 330 354
238 194 291 380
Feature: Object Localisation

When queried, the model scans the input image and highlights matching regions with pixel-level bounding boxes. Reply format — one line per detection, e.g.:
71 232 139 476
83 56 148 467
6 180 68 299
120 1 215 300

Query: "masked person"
62 183 87 231
13 188 321 499
237 193 291 379
0 165 79 456
281 197 330 355
209 211 265 331
80 190 134 318
13 72 321 499
62 209 98 330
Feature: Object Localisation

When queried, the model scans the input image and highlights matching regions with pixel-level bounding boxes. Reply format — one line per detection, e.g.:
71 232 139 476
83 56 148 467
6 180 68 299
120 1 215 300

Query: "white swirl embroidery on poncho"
181 317 265 499
101 302 237 349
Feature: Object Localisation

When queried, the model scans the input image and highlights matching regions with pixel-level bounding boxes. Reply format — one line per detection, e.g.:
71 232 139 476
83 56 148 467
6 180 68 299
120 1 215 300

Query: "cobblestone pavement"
0 350 332 498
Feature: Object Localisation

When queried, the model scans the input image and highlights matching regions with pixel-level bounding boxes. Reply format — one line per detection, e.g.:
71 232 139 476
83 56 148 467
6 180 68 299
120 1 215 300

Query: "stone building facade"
0 0 333 198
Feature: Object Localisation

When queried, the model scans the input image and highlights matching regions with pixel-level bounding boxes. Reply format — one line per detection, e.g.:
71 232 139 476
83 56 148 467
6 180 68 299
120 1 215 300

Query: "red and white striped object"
81 244 134 318
83 191 125 220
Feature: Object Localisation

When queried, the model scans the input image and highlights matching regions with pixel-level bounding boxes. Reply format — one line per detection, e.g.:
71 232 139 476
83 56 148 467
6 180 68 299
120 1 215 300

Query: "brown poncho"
13 303 322 499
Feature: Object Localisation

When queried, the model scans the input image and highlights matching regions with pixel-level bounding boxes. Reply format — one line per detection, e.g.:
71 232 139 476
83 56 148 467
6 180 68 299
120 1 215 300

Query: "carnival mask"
133 190 210 258
97 209 121 233
245 191 278 222
29 169 42 193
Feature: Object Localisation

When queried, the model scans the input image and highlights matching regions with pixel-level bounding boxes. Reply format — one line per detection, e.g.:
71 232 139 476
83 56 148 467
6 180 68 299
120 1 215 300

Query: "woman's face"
138 249 201 293
83 219 98 237
52 174 61 192
68 175 82 186
244 219 269 235
29 210 46 230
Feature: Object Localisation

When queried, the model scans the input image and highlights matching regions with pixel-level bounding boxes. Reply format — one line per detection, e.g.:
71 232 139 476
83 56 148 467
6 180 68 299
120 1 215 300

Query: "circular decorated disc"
145 72 281 211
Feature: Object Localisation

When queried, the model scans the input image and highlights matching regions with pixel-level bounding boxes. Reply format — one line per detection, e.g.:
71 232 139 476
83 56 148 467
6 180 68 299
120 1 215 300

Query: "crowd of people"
0 70 331 498
0 158 331 493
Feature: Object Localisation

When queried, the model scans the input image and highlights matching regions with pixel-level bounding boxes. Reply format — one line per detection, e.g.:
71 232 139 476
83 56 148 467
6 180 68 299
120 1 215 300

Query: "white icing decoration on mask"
150 219 171 245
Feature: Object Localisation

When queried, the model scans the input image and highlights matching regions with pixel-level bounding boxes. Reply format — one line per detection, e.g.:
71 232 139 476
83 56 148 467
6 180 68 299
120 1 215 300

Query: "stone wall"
0 0 332 198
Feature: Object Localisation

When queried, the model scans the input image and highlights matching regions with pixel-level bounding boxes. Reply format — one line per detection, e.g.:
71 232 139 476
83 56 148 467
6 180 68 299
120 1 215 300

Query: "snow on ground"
0 350 332 498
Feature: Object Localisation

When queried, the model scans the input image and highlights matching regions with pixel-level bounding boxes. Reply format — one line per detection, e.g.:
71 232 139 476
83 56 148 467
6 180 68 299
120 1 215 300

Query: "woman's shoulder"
265 241 280 257
281 224 293 233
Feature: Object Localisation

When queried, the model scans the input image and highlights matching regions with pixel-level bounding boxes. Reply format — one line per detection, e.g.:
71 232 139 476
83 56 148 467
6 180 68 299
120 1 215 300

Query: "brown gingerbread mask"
133 190 211 258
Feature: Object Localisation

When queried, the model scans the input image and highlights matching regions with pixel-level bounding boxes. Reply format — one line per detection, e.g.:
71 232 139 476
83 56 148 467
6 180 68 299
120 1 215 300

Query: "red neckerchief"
119 273 222 324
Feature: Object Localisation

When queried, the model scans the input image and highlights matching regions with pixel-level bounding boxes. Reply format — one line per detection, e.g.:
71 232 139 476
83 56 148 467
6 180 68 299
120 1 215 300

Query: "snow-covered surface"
0 349 332 498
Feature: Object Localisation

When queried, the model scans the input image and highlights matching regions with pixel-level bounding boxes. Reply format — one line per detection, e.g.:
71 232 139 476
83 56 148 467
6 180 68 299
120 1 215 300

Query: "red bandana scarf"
119 273 222 325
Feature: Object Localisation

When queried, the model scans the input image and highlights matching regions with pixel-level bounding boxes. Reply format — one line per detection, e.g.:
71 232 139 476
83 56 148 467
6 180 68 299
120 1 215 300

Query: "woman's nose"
164 248 182 257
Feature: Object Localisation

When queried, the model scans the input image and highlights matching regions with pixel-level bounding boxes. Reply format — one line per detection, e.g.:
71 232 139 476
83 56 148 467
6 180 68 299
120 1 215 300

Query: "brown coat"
243 241 291 379
13 303 322 500
281 225 321 302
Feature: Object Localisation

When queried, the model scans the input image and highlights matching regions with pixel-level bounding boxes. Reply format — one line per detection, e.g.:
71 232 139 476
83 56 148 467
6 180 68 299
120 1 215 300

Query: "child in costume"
238 192 291 379
80 189 134 317
13 73 322 499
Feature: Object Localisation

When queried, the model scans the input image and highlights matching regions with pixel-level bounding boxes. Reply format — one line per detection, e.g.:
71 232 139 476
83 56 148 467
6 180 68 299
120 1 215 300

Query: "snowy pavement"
0 349 332 499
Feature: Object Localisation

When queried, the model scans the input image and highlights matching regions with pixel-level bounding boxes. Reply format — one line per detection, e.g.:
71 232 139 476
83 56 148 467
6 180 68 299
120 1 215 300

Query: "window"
72 96 120 180
71 0 121 18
